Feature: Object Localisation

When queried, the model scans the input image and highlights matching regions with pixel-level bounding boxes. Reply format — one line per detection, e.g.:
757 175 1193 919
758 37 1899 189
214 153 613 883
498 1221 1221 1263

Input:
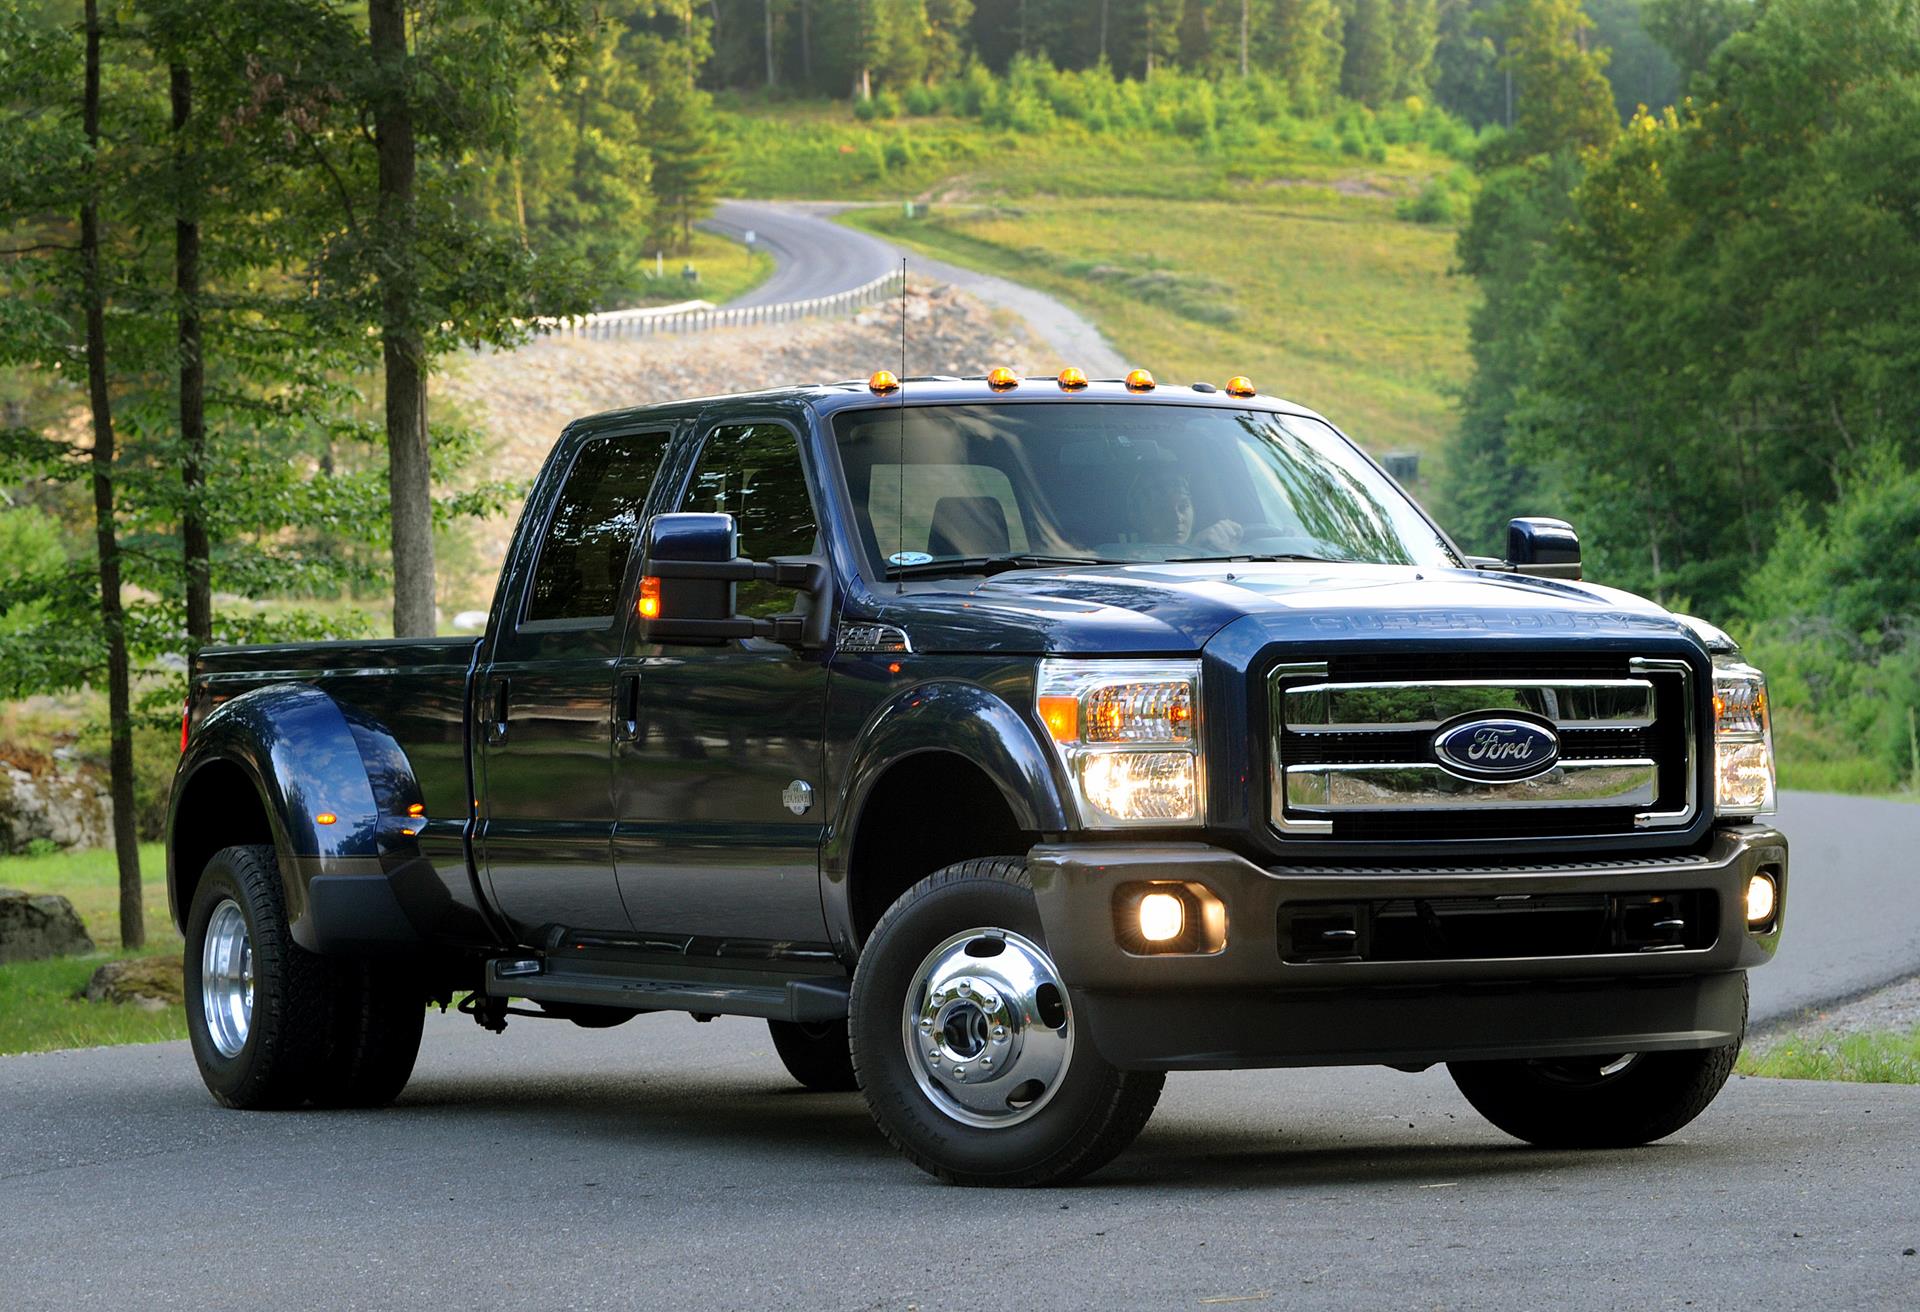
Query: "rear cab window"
525 432 671 626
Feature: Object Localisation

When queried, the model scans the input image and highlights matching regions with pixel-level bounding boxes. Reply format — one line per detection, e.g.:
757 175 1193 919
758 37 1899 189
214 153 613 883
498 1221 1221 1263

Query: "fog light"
1746 872 1777 928
1138 892 1185 943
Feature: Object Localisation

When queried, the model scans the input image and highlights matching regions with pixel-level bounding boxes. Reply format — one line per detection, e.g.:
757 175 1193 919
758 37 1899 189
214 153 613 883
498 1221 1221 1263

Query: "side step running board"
484 959 850 1024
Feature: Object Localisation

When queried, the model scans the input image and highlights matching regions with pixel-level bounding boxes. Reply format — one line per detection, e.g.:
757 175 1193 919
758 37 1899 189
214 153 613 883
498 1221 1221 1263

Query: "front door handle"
486 675 511 744
612 672 641 742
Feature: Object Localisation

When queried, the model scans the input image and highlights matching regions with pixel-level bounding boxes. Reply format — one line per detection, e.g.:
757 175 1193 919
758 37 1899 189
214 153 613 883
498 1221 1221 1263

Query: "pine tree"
1481 0 1618 163
1340 0 1399 105
648 79 730 249
1390 0 1440 98
1269 0 1345 109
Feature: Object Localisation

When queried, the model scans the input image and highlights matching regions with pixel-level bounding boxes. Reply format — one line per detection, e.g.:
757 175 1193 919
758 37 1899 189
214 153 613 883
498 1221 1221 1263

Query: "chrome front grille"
1269 657 1697 840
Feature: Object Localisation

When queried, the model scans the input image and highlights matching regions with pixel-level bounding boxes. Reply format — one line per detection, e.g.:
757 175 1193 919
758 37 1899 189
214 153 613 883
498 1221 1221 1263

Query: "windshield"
832 402 1457 577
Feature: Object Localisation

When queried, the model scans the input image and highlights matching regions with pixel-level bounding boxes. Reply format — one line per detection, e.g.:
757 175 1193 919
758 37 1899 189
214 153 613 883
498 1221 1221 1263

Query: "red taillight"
180 698 191 752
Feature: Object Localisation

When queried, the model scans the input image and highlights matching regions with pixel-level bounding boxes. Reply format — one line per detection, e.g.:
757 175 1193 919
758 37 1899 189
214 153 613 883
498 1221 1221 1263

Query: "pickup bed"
168 372 1786 1185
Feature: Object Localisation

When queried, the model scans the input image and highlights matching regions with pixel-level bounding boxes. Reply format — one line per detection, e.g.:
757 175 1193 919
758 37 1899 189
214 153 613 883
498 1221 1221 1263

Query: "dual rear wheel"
184 845 424 1110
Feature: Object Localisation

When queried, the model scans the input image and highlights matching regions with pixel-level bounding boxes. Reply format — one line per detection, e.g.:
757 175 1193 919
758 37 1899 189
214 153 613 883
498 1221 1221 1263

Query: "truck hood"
882 561 1694 655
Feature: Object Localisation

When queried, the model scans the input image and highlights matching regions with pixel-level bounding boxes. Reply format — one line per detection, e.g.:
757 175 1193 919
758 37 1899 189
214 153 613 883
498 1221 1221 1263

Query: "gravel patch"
1756 971 1920 1043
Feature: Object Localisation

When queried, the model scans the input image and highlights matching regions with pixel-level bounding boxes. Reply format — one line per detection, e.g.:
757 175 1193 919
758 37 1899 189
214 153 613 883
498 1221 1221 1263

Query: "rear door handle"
613 672 641 742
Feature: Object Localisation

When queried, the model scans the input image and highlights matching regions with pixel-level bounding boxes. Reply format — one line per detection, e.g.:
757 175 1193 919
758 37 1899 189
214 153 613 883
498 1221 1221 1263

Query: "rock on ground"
0 753 110 855
80 955 184 1011
0 887 96 963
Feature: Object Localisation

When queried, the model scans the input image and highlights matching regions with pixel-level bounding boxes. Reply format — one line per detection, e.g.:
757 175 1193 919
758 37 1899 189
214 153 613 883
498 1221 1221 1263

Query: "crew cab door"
474 428 671 941
612 419 834 945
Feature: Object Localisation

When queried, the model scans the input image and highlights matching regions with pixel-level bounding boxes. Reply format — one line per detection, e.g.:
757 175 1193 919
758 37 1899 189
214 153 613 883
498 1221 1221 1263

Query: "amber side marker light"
868 369 900 394
1225 375 1256 397
637 575 662 620
1037 695 1079 741
987 366 1020 390
1057 366 1089 390
315 812 338 826
1125 369 1156 392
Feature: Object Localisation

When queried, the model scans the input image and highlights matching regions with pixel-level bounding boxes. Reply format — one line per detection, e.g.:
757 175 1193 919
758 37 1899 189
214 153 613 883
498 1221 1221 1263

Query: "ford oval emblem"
1431 716 1560 782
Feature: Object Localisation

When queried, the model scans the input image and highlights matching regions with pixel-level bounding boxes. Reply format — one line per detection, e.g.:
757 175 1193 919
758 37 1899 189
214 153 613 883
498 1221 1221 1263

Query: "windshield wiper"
884 553 1123 579
1165 553 1341 564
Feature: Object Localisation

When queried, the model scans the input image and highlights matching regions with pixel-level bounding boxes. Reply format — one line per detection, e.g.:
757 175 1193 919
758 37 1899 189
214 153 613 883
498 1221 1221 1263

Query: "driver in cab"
1125 468 1243 555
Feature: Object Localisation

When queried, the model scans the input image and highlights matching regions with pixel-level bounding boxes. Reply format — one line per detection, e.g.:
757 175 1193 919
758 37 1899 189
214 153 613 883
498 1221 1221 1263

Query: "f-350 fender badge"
782 779 814 816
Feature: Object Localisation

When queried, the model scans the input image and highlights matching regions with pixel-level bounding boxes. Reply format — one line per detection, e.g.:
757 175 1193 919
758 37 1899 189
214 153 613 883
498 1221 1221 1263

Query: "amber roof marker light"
1057 367 1089 390
868 369 900 394
987 366 1020 390
1225 375 1256 397
1125 369 1156 392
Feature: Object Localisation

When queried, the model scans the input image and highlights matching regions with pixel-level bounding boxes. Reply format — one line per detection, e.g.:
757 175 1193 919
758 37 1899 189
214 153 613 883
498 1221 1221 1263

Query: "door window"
681 423 818 617
526 433 668 624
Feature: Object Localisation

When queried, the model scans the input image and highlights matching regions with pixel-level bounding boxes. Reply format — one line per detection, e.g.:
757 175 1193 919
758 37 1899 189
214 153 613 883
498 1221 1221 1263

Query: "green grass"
0 949 187 1055
719 101 1475 461
0 841 185 1056
1740 1027 1920 1083
847 189 1472 459
628 227 773 306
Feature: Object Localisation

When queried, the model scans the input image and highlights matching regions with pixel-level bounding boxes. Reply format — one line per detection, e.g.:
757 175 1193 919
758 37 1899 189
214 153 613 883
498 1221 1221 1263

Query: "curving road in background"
703 199 1129 376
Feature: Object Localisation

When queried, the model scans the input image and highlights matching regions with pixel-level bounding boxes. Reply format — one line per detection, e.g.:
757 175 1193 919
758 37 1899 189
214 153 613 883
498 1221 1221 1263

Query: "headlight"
1036 659 1203 827
1713 656 1775 816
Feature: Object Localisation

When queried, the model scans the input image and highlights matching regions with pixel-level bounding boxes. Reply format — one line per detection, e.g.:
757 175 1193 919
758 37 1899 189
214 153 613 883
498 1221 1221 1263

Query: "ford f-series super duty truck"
167 368 1786 1186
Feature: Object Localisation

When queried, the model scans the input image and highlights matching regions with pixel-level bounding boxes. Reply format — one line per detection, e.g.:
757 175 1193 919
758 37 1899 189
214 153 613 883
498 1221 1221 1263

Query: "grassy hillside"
723 102 1475 460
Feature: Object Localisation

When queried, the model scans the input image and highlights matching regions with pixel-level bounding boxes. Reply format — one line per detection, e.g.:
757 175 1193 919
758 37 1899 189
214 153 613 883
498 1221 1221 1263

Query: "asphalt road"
3 1011 1915 1311
1755 791 1920 1026
704 200 1129 376
3 790 1916 1308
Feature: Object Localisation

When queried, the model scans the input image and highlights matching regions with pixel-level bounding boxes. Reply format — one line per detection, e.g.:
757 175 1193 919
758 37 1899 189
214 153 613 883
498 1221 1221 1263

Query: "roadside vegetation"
0 842 183 1056
1740 1030 1920 1085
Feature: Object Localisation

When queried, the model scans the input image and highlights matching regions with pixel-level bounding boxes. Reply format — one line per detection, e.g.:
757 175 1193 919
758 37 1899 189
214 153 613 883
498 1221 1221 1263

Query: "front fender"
168 683 426 953
821 678 1070 949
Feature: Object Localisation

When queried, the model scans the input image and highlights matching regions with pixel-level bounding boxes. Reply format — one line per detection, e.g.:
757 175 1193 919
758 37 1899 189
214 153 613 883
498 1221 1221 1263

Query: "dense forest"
4 0 1918 944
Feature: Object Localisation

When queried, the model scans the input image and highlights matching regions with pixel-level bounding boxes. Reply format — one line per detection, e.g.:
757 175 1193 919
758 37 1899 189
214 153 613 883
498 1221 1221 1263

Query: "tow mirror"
636 512 827 645
1506 517 1582 580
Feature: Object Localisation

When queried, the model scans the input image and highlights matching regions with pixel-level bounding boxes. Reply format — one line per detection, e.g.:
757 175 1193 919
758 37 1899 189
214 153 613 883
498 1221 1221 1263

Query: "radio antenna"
896 256 907 595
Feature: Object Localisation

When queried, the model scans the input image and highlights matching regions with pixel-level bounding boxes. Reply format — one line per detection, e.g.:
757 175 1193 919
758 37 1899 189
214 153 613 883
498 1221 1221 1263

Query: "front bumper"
1028 826 1786 1071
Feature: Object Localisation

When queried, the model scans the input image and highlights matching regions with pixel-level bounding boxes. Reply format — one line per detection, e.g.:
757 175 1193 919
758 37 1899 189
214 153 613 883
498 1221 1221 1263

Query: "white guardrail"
546 269 906 340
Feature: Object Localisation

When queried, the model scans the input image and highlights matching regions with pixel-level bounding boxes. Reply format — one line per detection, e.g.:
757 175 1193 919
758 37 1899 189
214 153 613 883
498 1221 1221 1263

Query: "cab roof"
564 375 1331 439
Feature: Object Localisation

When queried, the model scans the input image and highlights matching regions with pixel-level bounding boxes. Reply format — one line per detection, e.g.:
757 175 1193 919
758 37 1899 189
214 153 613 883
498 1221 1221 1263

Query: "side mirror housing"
643 512 738 634
637 512 828 646
1506 517 1581 580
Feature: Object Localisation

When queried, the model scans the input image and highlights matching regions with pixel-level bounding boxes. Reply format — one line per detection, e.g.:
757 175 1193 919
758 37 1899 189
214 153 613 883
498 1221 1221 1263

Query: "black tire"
309 959 426 1109
849 858 1164 1187
769 1019 860 1092
183 845 334 1110
1449 1042 1741 1149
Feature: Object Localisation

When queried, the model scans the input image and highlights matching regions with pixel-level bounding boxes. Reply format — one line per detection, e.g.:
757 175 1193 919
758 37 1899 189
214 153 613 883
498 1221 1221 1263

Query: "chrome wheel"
899 927 1073 1129
1534 1053 1642 1086
201 899 254 1058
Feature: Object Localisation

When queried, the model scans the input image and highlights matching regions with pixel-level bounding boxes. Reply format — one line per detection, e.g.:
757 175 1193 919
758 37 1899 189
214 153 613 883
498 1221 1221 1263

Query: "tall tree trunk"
1099 0 1109 64
765 0 776 87
370 0 436 638
799 0 812 85
82 0 143 949
1240 0 1250 78
172 62 211 650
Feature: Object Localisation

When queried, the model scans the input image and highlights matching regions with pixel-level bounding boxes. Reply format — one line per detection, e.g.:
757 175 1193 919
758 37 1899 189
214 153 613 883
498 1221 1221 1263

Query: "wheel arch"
823 679 1071 956
167 682 424 952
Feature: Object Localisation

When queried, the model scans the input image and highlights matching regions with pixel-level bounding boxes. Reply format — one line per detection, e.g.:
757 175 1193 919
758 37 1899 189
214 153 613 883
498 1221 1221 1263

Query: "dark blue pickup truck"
167 370 1786 1185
